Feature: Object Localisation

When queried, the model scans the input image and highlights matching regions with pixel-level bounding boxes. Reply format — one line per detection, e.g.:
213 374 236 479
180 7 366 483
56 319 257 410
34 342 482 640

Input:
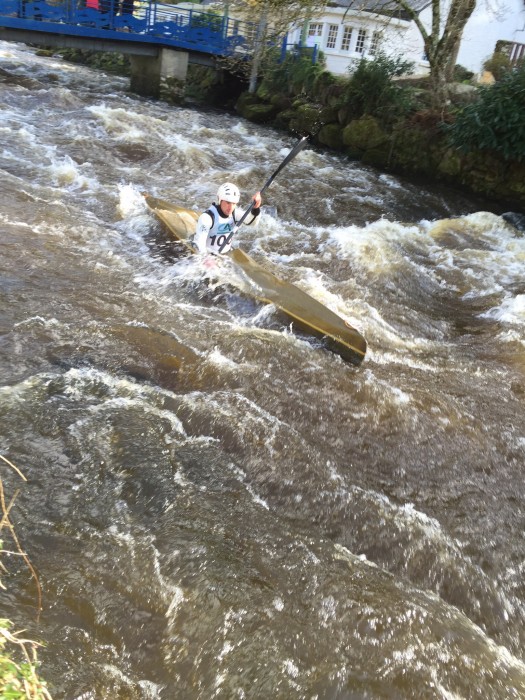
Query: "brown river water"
1 41 525 699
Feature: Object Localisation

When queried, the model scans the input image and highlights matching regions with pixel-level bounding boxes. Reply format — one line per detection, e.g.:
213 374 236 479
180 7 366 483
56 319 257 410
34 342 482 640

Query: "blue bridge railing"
0 0 259 56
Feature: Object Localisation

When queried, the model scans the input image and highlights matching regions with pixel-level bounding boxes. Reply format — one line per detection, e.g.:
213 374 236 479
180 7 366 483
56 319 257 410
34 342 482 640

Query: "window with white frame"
326 24 338 49
369 30 380 55
341 26 353 51
308 22 323 39
356 28 367 53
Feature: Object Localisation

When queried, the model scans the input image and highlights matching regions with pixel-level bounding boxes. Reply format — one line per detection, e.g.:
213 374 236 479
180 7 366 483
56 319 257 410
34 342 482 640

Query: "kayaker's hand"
253 191 262 208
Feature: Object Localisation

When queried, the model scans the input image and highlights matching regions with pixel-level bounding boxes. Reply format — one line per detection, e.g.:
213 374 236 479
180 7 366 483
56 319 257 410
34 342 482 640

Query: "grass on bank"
1 455 51 700
0 619 51 700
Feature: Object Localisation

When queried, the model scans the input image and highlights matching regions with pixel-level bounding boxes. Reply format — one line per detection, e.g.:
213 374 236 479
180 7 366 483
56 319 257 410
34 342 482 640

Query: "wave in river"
1 39 525 698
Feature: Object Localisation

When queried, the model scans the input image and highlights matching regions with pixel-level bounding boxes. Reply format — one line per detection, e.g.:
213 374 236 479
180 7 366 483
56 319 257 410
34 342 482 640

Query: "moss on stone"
236 91 261 113
273 108 297 131
238 102 278 123
161 77 186 105
270 94 293 110
289 104 324 136
437 148 463 178
317 123 344 150
342 116 389 151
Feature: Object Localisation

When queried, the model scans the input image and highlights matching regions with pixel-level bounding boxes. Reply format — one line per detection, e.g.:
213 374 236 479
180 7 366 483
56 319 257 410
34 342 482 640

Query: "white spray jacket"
194 202 260 255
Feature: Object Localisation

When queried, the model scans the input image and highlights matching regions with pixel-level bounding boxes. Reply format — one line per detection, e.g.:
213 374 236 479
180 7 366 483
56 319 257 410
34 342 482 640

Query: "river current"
1 41 525 699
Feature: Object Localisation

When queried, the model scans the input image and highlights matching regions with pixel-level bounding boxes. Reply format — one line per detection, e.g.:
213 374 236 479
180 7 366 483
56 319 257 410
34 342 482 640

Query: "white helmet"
217 182 240 204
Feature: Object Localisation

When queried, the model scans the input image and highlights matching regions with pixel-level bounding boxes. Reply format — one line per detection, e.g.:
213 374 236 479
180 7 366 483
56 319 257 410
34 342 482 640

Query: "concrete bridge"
0 0 261 96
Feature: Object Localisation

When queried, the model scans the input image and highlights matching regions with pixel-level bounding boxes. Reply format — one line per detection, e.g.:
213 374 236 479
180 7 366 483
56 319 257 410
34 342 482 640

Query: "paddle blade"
260 136 309 195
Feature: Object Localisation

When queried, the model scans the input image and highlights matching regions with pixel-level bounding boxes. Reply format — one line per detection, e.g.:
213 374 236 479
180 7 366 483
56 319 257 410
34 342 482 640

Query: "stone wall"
235 91 525 212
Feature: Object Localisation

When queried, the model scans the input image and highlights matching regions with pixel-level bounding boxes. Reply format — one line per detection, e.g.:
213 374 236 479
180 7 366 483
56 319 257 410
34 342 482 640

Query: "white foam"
49 153 95 190
363 369 412 405
117 183 148 219
482 294 525 326
13 315 62 332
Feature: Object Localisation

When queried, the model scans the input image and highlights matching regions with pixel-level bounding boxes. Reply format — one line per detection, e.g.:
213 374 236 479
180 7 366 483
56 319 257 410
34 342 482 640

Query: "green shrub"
190 9 223 32
483 52 512 81
260 49 326 99
1 461 51 699
341 52 415 126
446 65 525 161
453 64 474 82
312 69 346 104
0 619 52 700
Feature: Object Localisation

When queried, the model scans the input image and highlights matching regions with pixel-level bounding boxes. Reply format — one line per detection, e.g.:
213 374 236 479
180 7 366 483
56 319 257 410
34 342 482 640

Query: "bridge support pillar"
129 49 189 100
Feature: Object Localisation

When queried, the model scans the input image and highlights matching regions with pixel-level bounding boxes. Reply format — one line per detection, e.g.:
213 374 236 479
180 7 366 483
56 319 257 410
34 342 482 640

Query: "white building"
285 0 525 78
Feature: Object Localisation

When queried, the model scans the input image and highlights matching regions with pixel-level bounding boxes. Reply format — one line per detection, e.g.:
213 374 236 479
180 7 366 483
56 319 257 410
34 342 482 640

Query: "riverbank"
233 78 525 215
0 462 50 699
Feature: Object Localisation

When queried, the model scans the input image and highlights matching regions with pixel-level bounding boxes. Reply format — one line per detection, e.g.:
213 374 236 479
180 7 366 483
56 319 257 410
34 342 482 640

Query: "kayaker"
193 182 262 255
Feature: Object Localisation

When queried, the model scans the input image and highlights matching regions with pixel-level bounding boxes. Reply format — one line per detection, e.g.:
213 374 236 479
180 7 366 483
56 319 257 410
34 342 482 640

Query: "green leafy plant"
483 51 512 82
189 8 223 33
1 456 51 699
453 64 474 82
342 52 415 126
260 48 326 98
0 620 52 700
446 65 525 161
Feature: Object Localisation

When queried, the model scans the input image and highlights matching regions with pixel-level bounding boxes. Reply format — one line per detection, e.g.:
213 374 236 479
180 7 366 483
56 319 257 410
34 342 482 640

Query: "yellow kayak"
144 194 367 365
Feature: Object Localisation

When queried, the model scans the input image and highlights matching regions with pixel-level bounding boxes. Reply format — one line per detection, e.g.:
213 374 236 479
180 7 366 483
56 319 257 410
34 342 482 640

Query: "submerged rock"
502 212 525 234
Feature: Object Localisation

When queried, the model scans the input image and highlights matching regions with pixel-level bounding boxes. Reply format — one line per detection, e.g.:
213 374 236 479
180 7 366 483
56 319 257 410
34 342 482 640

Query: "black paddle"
218 135 309 253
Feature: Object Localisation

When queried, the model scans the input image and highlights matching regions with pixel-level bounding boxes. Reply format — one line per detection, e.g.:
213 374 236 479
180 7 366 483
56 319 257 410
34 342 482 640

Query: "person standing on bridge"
193 182 262 256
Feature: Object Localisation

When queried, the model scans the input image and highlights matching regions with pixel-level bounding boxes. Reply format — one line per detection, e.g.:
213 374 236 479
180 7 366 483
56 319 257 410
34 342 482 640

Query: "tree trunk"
394 0 477 111
445 40 460 81
429 62 450 111
248 11 268 94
